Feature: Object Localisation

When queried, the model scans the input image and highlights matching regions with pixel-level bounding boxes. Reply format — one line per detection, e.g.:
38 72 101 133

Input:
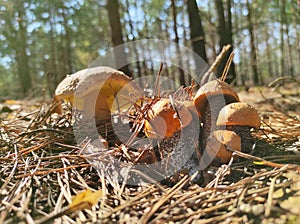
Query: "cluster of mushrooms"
55 66 260 181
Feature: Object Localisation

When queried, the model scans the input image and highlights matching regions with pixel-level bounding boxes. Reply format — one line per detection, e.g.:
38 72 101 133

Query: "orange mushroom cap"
206 130 241 164
144 98 193 139
193 80 240 116
216 102 260 129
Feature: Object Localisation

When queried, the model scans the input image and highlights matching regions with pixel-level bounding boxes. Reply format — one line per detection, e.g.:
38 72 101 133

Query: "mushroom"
193 80 240 117
216 102 260 153
55 66 142 121
193 80 240 152
205 130 241 165
144 98 193 139
144 98 202 183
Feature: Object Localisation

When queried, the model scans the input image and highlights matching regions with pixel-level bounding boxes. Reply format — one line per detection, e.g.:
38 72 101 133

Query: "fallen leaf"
69 189 103 211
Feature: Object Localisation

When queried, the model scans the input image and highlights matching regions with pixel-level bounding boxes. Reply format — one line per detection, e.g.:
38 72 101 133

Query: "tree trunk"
279 0 285 77
106 0 130 76
208 0 217 60
281 0 294 77
62 4 73 75
171 0 185 86
246 0 259 85
48 4 59 95
264 30 274 78
225 0 236 83
15 2 32 97
125 0 141 79
182 5 192 85
214 0 236 83
163 9 177 89
187 0 207 70
291 2 300 74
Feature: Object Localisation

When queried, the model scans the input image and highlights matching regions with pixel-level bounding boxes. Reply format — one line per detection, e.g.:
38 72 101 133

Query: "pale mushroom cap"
193 80 240 116
144 98 193 139
54 66 142 120
206 130 241 163
55 66 135 99
216 102 260 129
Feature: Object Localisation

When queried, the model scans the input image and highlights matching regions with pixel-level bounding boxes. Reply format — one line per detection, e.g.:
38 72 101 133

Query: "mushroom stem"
156 114 202 184
224 126 255 153
201 95 230 153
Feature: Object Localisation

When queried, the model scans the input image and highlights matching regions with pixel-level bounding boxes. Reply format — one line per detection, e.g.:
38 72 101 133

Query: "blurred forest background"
0 0 299 99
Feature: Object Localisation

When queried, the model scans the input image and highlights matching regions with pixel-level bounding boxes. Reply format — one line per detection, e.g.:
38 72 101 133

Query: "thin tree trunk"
240 45 247 86
292 1 300 71
280 0 285 77
182 4 192 85
264 30 274 78
157 18 173 89
106 0 130 76
47 4 59 96
164 12 177 88
62 4 73 74
246 0 259 85
187 0 207 69
15 2 32 97
125 0 141 79
214 0 236 83
291 2 300 74
281 0 294 77
143 17 155 77
285 26 294 77
225 0 236 83
171 0 185 86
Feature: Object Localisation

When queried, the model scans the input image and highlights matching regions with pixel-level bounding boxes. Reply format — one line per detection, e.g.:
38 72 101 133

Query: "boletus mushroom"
216 102 260 153
205 130 241 165
193 80 240 152
144 98 202 182
55 66 142 121
144 98 193 139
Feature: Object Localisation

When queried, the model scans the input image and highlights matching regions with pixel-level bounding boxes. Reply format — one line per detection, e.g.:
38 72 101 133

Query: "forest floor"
0 82 300 224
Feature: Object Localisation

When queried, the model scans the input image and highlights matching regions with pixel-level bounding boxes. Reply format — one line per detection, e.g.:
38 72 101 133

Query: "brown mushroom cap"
216 102 260 129
55 66 142 120
206 130 241 163
144 98 193 139
193 80 240 116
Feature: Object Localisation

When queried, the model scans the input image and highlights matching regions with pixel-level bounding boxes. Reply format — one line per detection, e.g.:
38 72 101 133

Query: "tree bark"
187 0 207 70
182 5 192 85
62 4 73 75
214 0 236 83
280 0 285 77
281 0 294 77
106 0 130 76
15 1 32 97
291 2 300 72
264 30 274 78
246 0 259 85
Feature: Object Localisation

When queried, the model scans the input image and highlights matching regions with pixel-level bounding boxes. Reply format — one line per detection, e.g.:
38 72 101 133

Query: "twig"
200 44 232 85
265 174 279 217
141 175 190 224
221 51 234 82
15 163 91 178
228 147 300 171
154 63 164 97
